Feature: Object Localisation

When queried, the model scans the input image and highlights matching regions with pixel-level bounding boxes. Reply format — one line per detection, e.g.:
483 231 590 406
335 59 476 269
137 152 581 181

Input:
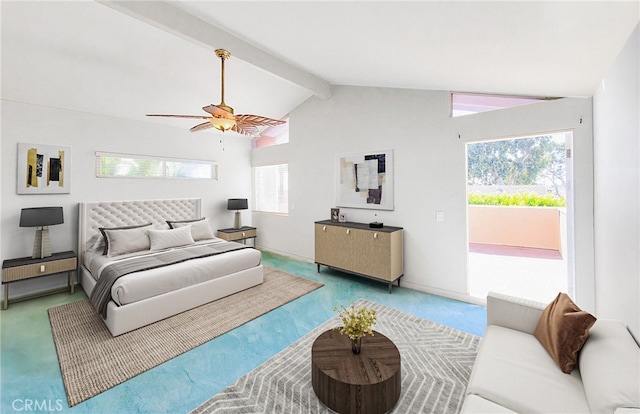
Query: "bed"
77 198 263 336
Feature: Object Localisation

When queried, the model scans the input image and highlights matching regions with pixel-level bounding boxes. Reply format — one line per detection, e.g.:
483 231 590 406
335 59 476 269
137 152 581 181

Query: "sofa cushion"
534 292 596 373
461 395 516 413
579 319 640 414
466 325 590 413
487 291 546 335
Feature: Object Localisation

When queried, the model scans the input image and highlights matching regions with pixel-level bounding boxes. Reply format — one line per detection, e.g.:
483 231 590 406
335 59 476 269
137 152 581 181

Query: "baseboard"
255 246 487 307
255 245 313 264
400 281 487 306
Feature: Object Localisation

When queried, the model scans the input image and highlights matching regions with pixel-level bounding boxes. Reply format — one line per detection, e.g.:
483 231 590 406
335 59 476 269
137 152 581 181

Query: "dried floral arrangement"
333 303 377 340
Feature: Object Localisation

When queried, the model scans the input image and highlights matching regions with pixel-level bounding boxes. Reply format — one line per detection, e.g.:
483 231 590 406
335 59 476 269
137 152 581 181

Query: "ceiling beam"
97 0 332 99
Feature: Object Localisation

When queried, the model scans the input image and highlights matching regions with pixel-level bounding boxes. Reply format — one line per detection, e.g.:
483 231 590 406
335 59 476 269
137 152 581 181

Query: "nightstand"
2 251 77 309
216 226 257 245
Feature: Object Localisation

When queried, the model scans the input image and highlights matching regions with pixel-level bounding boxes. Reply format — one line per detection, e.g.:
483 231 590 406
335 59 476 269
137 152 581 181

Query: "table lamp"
20 206 64 259
227 198 248 229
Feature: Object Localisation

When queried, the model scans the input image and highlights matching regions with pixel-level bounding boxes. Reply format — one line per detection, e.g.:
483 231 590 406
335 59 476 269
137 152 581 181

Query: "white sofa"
462 292 640 414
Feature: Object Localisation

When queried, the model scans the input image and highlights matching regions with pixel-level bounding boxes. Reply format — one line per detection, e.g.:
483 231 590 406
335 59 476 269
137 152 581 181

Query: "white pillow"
102 225 152 257
169 218 215 241
148 225 195 250
86 233 105 252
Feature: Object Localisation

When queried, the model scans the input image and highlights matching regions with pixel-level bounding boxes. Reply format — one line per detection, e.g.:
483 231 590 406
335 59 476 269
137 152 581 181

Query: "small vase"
351 337 362 354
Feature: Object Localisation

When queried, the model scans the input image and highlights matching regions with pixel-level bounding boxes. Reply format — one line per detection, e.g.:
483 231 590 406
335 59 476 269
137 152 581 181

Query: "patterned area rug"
48 266 323 407
192 299 480 414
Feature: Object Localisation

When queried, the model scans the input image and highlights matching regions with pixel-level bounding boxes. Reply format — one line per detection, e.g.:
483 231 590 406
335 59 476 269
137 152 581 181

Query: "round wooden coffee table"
311 329 401 414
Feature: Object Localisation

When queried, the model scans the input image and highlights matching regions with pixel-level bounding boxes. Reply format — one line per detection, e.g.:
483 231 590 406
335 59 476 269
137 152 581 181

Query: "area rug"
48 266 323 407
192 299 480 414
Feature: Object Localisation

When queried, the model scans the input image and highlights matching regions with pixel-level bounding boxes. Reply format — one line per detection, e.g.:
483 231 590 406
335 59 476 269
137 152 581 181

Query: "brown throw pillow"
534 292 596 374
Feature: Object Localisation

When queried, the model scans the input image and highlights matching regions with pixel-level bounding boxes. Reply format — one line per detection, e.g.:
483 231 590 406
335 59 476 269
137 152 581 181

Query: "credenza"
314 220 403 292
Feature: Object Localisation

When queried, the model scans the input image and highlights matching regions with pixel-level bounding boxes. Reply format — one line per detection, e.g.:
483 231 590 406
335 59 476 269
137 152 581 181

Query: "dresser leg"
317 263 320 272
3 284 8 310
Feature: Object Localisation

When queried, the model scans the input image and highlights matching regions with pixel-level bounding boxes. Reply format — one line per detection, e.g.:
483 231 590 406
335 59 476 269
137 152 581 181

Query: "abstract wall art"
335 149 394 210
17 143 71 194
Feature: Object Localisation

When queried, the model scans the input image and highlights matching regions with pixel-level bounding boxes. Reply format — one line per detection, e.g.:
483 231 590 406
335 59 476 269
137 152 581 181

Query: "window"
253 164 288 214
96 152 218 180
451 93 555 117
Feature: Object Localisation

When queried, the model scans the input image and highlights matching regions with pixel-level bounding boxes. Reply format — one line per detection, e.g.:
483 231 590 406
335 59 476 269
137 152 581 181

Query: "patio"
467 243 569 304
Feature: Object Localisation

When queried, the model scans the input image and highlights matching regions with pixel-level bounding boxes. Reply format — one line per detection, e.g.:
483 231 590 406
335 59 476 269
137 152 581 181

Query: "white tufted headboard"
78 198 201 265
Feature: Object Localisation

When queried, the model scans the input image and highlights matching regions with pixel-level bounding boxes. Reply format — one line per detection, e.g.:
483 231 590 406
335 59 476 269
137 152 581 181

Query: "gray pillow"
101 223 152 257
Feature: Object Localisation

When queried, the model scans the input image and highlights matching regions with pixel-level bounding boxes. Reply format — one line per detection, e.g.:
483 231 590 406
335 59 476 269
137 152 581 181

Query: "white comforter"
84 239 261 306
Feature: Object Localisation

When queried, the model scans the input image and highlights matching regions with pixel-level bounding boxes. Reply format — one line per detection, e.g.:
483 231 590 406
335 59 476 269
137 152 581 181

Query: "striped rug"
192 299 480 414
48 266 323 407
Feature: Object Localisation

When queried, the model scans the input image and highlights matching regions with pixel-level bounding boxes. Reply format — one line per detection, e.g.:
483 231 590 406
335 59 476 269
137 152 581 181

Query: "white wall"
593 24 639 337
1 100 253 299
252 86 595 309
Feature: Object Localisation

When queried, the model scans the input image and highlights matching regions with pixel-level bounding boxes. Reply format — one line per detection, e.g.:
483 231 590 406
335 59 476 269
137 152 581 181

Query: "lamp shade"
20 207 64 227
227 198 248 210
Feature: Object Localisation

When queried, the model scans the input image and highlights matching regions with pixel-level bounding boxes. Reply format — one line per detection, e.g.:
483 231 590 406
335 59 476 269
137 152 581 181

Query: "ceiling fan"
147 49 285 136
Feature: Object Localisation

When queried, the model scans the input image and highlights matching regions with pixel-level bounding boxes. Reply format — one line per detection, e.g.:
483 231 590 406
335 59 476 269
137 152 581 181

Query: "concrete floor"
468 243 568 304
1 251 486 414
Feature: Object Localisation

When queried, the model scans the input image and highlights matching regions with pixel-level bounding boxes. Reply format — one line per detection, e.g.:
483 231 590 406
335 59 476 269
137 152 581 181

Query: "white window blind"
96 152 218 180
253 164 288 214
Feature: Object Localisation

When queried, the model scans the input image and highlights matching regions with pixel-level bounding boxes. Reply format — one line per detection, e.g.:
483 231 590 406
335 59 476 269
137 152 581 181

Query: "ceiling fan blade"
202 104 234 118
236 114 286 128
234 114 285 136
232 123 260 136
146 114 211 119
190 121 215 132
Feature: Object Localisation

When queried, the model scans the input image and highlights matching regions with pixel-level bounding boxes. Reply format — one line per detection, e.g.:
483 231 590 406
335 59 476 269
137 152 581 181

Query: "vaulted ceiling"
2 1 638 133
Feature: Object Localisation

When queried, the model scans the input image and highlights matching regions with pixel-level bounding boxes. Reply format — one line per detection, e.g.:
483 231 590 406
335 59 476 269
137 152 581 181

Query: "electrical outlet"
435 211 444 222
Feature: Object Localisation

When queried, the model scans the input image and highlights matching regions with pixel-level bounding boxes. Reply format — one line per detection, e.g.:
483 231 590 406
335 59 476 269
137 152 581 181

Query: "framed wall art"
335 149 394 210
17 142 71 194
331 208 340 222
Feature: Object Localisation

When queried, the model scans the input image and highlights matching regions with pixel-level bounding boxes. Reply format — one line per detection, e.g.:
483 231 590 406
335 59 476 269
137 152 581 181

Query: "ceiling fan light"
209 117 236 131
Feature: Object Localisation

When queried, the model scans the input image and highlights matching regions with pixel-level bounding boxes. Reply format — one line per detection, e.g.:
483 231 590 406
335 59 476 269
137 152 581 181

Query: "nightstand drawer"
217 228 256 241
3 257 77 283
